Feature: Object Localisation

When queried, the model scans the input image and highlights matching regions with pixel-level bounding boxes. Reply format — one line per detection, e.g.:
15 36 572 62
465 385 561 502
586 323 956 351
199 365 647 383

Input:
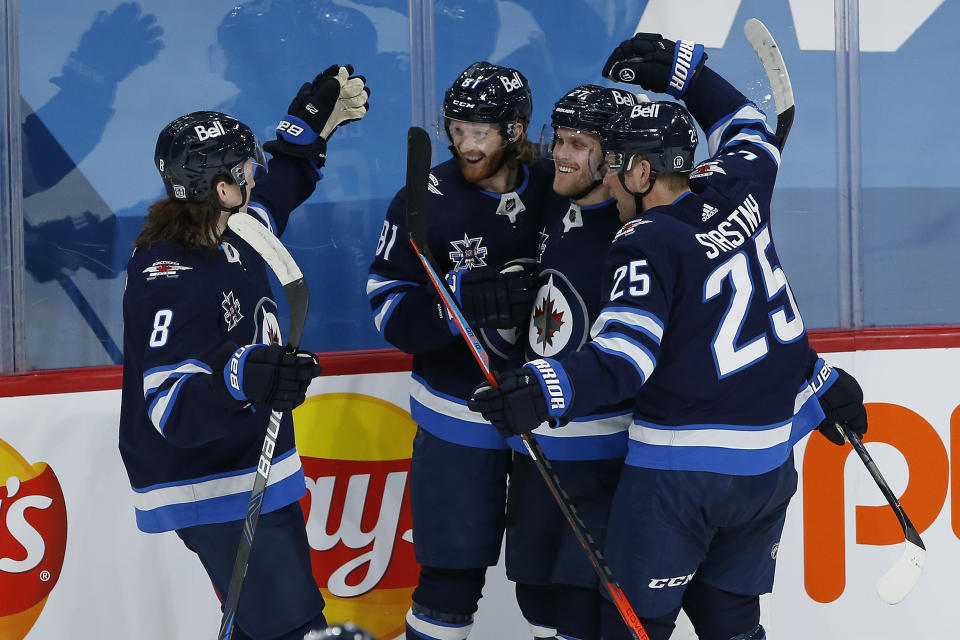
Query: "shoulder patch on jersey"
449 234 489 269
614 218 653 240
428 172 442 196
221 291 244 331
690 160 726 180
143 261 193 280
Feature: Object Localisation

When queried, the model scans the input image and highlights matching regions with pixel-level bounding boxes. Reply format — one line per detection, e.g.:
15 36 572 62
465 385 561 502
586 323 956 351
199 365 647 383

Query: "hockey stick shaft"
406 126 649 640
218 215 310 640
838 423 924 547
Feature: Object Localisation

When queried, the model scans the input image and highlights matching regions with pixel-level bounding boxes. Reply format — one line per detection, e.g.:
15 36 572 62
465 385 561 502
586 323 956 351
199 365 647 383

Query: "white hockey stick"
217 213 310 639
837 423 926 604
744 18 795 150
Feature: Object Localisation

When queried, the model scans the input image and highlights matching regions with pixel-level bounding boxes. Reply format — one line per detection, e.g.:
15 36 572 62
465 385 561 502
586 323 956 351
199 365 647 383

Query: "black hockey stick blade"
838 422 926 604
744 18 795 151
218 213 311 639
406 126 435 266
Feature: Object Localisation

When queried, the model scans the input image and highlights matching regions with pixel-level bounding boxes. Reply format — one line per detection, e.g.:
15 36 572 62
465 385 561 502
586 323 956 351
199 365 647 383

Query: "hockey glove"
440 262 538 332
817 366 868 445
216 343 322 412
601 33 707 98
263 64 370 167
468 359 572 438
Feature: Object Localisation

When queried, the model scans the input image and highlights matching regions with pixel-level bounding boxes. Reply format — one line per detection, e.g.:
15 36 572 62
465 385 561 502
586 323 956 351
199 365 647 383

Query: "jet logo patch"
221 291 244 331
143 261 192 280
449 234 488 269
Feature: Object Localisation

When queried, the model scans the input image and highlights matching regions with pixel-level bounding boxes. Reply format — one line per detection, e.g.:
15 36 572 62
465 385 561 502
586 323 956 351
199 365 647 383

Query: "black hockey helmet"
551 84 639 136
442 61 532 125
154 111 266 203
305 623 376 640
601 101 698 177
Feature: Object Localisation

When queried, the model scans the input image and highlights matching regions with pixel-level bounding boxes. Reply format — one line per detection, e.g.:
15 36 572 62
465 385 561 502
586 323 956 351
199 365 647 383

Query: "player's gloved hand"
468 359 571 438
440 262 538 332
601 33 707 98
817 366 868 445
263 64 370 167
217 343 322 411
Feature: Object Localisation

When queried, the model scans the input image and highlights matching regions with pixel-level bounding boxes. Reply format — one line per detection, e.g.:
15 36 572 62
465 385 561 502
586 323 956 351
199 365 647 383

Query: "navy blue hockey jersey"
513 192 631 460
554 70 826 476
367 158 550 449
119 155 318 533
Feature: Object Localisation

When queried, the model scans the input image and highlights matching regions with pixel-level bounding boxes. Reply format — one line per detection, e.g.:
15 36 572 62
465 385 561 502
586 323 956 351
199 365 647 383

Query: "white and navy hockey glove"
601 33 707 99
468 358 572 438
263 64 370 167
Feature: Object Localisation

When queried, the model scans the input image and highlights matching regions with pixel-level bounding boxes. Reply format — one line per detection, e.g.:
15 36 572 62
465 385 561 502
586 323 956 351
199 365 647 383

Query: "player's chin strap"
223 184 249 215
618 159 656 214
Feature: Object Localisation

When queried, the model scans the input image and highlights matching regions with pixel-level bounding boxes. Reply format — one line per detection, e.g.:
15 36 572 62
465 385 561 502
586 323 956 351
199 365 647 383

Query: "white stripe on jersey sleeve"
590 307 664 343
720 130 781 166
373 291 405 333
706 104 774 156
591 334 657 382
148 374 194 435
366 275 417 297
143 361 211 397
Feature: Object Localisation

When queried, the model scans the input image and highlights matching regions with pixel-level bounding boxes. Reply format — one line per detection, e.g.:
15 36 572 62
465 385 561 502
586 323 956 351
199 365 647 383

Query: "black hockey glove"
601 33 707 98
440 262 538 332
214 343 322 412
469 369 549 438
817 366 869 445
263 64 370 167
469 358 572 438
807 351 868 445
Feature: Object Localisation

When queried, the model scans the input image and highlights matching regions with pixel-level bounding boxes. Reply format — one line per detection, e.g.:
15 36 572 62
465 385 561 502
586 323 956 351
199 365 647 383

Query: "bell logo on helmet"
630 103 661 119
612 91 636 106
194 120 227 142
500 71 525 93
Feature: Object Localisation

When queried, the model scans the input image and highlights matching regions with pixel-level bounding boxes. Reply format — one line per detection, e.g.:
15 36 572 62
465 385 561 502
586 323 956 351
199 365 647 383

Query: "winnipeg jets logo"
143 261 192 280
449 234 488 269
562 202 583 233
221 291 243 331
690 160 726 180
702 203 719 221
537 228 549 263
496 191 526 224
427 173 443 196
534 289 566 349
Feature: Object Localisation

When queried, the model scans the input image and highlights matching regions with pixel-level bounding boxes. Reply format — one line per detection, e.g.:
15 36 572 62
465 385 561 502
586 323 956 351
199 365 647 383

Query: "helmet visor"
444 118 511 150
541 125 605 180
230 136 268 186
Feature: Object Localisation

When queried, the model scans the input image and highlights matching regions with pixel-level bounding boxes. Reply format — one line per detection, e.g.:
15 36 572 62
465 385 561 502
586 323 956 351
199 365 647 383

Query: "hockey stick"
217 213 310 640
837 422 926 604
744 18 795 151
406 126 649 640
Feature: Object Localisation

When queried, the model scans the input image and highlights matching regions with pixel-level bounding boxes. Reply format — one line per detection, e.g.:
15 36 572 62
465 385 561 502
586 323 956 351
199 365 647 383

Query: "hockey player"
506 85 640 640
119 65 368 639
366 62 549 639
469 35 869 640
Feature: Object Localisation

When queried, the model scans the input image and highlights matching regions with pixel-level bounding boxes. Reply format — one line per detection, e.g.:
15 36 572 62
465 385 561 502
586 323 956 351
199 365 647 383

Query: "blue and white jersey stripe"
143 360 211 435
132 447 305 532
409 375 508 449
508 410 631 460
589 333 658 383
626 382 826 475
365 274 418 299
373 291 405 333
590 307 664 343
706 104 778 160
